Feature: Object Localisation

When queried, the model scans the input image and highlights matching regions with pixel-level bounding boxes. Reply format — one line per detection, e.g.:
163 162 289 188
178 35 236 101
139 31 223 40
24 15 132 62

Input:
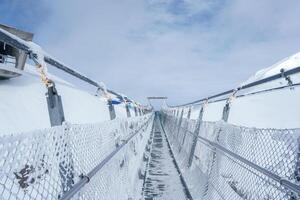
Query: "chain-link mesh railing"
0 114 153 200
160 112 300 200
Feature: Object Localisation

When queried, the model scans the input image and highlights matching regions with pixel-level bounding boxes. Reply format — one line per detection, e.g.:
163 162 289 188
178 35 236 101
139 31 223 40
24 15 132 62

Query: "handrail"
170 66 300 108
59 114 153 200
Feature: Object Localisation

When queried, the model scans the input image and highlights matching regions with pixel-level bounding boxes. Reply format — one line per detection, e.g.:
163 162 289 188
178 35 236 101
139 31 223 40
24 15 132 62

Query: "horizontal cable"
170 66 300 108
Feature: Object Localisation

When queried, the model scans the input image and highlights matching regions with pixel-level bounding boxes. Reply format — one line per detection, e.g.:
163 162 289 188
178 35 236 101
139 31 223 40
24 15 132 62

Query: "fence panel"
0 114 153 200
160 112 300 200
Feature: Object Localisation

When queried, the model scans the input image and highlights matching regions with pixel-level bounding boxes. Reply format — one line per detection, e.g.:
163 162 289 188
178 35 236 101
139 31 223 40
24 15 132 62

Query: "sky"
2 0 300 105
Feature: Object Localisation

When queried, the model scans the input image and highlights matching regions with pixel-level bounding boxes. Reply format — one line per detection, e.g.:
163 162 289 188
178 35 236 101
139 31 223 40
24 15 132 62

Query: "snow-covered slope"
0 64 131 134
243 52 300 85
180 52 300 129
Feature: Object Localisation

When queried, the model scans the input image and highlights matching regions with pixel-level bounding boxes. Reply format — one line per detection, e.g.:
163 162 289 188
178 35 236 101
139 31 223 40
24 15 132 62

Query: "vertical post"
175 109 184 141
187 107 191 119
46 84 65 126
108 100 116 120
180 106 192 151
222 90 237 122
172 109 179 133
125 104 131 118
222 102 230 122
188 106 204 167
46 84 74 194
134 106 138 117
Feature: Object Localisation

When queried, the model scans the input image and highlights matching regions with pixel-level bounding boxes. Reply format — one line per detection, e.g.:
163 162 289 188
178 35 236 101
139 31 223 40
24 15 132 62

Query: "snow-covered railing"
170 65 300 108
160 112 300 200
0 25 150 111
0 114 154 200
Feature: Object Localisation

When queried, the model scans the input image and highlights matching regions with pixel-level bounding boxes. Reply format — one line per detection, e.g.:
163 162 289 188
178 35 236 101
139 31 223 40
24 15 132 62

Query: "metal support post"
188 106 204 167
125 104 131 118
108 100 116 120
46 84 65 126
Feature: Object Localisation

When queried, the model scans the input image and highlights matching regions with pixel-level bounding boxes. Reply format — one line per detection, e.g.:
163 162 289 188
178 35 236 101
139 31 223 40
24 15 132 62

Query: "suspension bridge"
0 24 300 200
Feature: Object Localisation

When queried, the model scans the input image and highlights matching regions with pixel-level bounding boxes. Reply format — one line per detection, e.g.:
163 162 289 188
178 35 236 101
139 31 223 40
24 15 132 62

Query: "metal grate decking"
142 115 191 200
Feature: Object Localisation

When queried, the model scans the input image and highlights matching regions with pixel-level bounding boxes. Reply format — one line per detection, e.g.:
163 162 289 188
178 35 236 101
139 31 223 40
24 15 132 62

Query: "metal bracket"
126 104 131 118
280 68 293 88
46 83 65 126
108 100 116 120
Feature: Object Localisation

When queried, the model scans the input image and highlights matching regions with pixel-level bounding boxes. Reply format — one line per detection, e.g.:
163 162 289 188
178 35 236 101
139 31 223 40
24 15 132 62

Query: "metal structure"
0 24 33 79
0 114 154 200
170 68 299 107
147 96 168 109
0 25 127 101
160 112 300 199
158 62 300 199
1 23 300 200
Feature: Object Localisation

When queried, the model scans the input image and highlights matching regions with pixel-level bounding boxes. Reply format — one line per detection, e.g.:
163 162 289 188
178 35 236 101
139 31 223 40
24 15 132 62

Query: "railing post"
188 106 204 167
108 100 116 120
179 106 192 151
46 84 65 126
125 104 131 118
45 84 75 195
187 106 191 119
222 90 238 122
222 102 230 122
172 109 179 133
175 109 184 141
134 106 138 116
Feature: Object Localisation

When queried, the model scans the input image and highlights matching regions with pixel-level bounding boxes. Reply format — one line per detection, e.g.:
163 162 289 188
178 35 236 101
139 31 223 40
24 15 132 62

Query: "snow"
174 51 300 129
142 116 189 199
202 101 226 122
0 113 153 200
242 51 300 86
0 64 130 135
183 86 300 129
229 87 300 128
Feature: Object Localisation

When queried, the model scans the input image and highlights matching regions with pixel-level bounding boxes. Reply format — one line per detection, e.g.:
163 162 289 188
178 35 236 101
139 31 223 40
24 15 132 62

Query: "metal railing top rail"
59 114 153 200
169 66 300 108
0 27 130 101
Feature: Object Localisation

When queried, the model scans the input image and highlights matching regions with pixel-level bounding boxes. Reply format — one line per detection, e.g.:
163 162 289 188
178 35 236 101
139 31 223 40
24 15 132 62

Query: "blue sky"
2 0 300 105
0 0 48 33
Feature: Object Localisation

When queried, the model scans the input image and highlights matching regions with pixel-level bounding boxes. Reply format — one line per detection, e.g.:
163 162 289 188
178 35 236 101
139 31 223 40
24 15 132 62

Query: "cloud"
34 0 300 105
0 0 49 31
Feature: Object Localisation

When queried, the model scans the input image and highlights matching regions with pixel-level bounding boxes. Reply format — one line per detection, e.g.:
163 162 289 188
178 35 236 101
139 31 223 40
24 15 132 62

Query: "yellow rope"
228 89 238 104
35 63 52 88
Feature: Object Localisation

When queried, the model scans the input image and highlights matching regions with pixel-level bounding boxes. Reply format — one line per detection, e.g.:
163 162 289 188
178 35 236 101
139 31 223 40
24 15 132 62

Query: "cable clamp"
280 68 293 88
79 174 91 183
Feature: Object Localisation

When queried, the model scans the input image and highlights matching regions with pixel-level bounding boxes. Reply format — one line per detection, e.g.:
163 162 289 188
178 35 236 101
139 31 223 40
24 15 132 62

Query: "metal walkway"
142 115 191 200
